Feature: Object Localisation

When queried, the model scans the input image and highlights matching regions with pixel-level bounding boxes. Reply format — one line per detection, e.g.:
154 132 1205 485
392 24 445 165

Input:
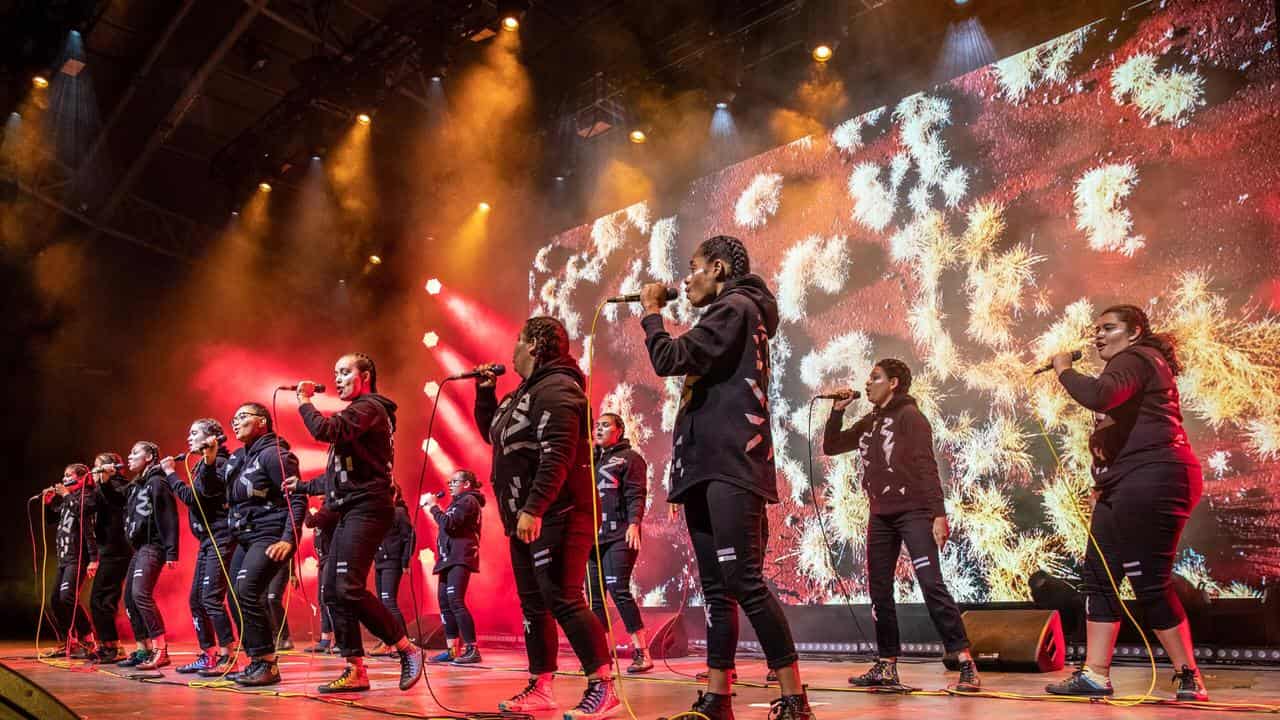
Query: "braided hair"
64 463 91 486
875 358 913 395
192 417 224 440
1101 304 1182 375
521 316 571 365
347 352 378 393
133 441 160 476
696 235 751 280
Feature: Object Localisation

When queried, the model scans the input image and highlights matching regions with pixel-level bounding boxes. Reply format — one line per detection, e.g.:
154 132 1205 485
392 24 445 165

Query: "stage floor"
3 642 1278 719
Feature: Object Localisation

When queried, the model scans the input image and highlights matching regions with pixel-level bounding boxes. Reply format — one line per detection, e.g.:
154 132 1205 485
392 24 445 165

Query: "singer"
370 484 415 655
1045 305 1207 701
638 235 812 720
160 419 236 675
291 353 425 693
88 453 132 663
822 359 978 692
587 412 652 674
40 464 98 658
423 469 485 665
471 317 619 718
304 499 340 654
118 441 179 670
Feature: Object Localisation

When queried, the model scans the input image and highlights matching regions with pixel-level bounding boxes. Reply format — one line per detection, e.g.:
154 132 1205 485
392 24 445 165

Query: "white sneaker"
499 676 557 713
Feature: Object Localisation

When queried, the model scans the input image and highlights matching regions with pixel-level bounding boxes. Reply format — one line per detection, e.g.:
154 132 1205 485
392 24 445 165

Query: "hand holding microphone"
1033 349 1084 375
286 380 326 401
817 388 862 411
636 283 679 313
450 363 505 386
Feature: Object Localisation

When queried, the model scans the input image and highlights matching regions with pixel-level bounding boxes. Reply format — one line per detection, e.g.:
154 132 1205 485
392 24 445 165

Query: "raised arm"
823 409 871 456
299 399 386 444
1057 350 1152 413
641 300 745 378
520 384 584 518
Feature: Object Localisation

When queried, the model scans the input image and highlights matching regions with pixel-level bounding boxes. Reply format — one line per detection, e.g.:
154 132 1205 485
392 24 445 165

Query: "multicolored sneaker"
196 654 234 677
452 645 482 665
234 658 281 686
136 647 170 670
305 639 333 654
627 647 653 674
116 649 150 667
69 641 97 659
318 663 370 694
1174 665 1209 701
768 693 815 720
849 659 899 687
429 647 456 663
499 676 557 713
92 645 122 664
1046 668 1113 697
949 659 982 692
176 652 216 674
563 678 620 719
398 644 424 691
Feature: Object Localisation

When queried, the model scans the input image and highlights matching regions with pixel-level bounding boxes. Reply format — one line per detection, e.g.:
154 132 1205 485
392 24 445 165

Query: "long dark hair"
696 235 751 279
1101 304 1182 376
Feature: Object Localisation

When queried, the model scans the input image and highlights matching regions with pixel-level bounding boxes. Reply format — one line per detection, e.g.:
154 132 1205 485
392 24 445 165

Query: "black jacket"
593 440 647 543
375 501 416 570
823 394 946 517
305 501 340 561
642 274 781 503
299 393 398 511
93 472 132 558
124 465 180 561
1059 344 1200 490
48 487 98 565
474 357 593 535
201 432 306 544
431 489 484 574
165 447 232 547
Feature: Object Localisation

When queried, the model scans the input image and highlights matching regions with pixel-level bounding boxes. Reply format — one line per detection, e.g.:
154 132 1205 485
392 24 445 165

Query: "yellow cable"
181 455 246 682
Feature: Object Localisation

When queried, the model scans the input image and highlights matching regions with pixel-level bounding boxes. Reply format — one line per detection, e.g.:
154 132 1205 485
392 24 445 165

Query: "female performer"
370 484 415 654
423 469 485 665
41 464 98 658
1046 305 1207 701
118 441 178 670
89 453 132 663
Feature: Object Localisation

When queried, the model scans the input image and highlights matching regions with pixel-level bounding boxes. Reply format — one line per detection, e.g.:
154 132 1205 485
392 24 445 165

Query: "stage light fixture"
423 381 440 396
425 278 443 295
812 44 833 62
32 75 49 89
422 331 440 348
501 16 519 31
629 129 647 144
369 254 383 265
715 101 729 110
498 0 528 31
258 181 272 193
356 112 372 125
478 201 491 212
422 438 440 453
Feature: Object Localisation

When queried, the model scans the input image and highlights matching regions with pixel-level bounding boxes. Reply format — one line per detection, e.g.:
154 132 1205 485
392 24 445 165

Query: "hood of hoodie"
876 393 919 416
135 464 166 485
522 356 586 391
246 431 290 456
596 438 633 458
718 274 779 338
363 392 399 431
456 488 487 507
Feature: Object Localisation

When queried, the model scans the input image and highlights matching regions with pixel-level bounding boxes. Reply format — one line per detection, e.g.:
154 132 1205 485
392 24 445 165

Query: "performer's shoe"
116 649 149 667
626 647 653 674
563 677 620 719
68 641 97 659
91 645 122 664
275 638 294 652
305 639 333 654
39 645 66 659
428 648 455 663
1045 668 1113 696
318 663 371 693
398 644 425 691
948 659 982 692
176 652 216 674
136 647 170 670
1174 665 1209 701
452 645 482 665
499 676 557 713
695 668 738 683
234 659 281 686
768 693 815 720
687 691 735 720
369 641 389 656
196 654 234 677
849 659 899 687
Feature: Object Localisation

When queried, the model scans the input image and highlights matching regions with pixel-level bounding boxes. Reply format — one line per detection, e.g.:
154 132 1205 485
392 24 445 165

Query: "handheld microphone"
279 383 327 393
815 390 862 400
447 364 506 381
1032 350 1083 375
168 434 227 463
606 287 678 304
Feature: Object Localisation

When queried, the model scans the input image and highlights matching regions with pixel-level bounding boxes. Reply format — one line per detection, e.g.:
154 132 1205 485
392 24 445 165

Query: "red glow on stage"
439 291 520 357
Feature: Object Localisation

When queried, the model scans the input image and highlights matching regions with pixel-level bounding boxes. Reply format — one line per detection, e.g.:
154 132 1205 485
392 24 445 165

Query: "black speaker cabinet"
404 616 450 650
943 608 1065 672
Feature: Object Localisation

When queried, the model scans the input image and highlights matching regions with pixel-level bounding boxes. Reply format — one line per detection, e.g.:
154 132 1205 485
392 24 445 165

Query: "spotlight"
478 201 491 212
553 175 566 182
501 15 519 31
628 129 647 144
368 254 383 265
422 331 440 348
715 101 729 110
258 181 273 193
424 278 443 295
497 0 528 31
311 153 322 161
811 44 833 62
356 112 372 125
423 381 440 396
231 209 240 217
421 438 440 454
32 75 49 89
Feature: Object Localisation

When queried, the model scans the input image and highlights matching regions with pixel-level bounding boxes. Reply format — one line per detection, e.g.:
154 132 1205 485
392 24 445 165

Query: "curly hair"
521 316 571 365
696 235 751 279
875 358 913 395
1101 304 1182 375
346 352 378 392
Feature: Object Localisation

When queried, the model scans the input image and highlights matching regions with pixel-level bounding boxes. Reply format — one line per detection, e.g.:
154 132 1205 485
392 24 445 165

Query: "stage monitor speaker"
0 661 79 720
648 612 688 659
943 609 1064 673
405 616 450 650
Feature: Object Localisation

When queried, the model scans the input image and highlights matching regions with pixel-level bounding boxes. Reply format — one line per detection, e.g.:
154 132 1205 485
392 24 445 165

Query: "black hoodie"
474 357 593 535
47 486 98 565
94 472 132 559
125 465 180 561
375 500 416 570
431 489 484 574
823 394 946 518
165 446 232 547
642 274 781 503
305 500 340 561
299 393 398 511
202 432 307 545
593 440 647 544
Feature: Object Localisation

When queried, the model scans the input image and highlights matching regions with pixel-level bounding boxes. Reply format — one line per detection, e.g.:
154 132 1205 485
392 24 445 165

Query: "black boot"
768 693 814 720
686 690 734 720
234 658 281 687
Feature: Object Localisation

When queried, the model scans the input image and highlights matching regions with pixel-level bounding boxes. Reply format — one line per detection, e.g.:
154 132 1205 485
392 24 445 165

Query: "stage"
3 643 1278 719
